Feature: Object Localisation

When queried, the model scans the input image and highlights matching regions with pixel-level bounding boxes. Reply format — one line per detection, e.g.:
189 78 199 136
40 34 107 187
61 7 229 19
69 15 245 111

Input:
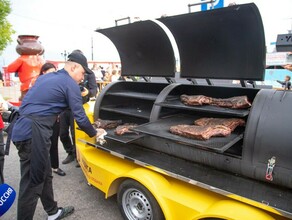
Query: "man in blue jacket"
60 50 97 166
12 52 97 220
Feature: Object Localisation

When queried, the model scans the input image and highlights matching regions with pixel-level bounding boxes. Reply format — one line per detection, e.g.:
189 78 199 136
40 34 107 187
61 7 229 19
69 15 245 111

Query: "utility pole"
61 50 69 61
289 18 292 34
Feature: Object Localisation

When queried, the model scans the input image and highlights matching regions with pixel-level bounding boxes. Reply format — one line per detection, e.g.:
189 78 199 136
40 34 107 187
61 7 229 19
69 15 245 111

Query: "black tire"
117 179 165 220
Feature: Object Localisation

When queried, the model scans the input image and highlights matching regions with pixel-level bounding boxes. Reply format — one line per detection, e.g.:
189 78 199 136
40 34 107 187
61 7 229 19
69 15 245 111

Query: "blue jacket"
12 69 96 142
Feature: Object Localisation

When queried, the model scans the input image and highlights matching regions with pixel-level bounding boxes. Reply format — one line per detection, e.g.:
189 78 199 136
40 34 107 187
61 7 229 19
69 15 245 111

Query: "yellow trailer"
75 103 290 220
76 3 292 220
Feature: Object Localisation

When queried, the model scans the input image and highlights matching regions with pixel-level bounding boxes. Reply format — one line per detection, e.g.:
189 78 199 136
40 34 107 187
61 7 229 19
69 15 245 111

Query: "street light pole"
61 50 69 61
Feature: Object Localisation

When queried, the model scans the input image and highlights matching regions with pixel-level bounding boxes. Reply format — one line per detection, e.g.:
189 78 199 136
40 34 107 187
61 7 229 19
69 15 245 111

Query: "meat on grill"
169 124 231 140
115 124 138 136
211 96 251 109
180 95 212 106
194 118 245 131
180 95 251 109
93 119 122 129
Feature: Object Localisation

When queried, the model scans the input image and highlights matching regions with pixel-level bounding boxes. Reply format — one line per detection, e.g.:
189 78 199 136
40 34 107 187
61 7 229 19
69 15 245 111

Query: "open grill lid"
159 3 266 80
96 20 176 77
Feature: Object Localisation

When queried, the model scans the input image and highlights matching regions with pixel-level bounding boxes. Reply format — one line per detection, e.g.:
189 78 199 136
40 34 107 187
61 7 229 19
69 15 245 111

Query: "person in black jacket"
60 50 97 165
80 70 97 103
277 75 291 90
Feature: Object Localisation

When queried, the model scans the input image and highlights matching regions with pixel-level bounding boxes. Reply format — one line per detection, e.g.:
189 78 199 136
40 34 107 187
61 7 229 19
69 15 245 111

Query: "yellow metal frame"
75 102 289 220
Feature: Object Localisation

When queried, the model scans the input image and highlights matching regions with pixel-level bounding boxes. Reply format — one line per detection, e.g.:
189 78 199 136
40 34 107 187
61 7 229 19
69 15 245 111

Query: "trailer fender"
198 200 275 220
106 167 172 219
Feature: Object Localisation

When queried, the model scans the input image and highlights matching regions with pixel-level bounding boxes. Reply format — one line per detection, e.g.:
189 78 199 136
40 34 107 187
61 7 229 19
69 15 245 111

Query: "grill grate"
105 129 144 144
132 114 244 153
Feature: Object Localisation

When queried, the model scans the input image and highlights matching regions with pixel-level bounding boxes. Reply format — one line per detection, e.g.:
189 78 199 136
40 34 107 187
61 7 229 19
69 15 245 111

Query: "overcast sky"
1 0 291 68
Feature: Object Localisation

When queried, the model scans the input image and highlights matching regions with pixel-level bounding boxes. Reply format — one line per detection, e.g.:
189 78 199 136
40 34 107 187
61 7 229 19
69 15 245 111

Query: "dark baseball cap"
67 52 94 74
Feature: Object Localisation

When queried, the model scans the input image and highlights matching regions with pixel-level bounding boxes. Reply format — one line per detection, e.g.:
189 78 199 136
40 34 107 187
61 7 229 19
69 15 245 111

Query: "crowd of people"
91 63 121 83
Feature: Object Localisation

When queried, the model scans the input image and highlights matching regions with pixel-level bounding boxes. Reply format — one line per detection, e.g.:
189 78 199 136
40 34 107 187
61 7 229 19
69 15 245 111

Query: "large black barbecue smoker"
85 3 292 218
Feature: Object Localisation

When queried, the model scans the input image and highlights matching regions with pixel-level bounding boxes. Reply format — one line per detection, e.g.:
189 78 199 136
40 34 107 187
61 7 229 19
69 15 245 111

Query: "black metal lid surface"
96 20 176 77
159 3 266 80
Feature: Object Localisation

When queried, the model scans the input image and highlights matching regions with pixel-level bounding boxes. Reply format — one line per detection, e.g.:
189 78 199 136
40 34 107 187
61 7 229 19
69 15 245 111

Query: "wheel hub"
122 188 153 220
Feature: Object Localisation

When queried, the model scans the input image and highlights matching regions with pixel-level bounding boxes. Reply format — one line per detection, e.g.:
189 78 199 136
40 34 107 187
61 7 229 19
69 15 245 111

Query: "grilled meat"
180 95 251 109
194 118 245 131
211 96 251 109
180 94 212 106
115 124 138 136
169 124 231 140
93 119 122 129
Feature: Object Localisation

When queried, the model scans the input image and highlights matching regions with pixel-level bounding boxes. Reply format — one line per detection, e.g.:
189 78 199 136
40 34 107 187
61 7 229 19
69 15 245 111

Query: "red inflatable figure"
7 35 44 100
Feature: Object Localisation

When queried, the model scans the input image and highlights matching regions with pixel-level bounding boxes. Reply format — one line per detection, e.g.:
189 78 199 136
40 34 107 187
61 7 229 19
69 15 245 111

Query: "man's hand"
96 128 107 145
81 87 89 97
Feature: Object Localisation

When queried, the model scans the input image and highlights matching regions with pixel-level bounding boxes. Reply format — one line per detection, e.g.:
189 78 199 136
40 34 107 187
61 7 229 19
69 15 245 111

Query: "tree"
0 0 15 53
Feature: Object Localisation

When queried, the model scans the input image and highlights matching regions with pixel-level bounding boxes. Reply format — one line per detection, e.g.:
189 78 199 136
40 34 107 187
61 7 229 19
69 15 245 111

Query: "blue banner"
0 184 16 217
264 69 292 88
201 0 224 11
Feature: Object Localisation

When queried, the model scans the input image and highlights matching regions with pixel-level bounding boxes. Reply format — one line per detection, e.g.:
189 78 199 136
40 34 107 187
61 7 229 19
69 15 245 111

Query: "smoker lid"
159 3 266 80
96 20 176 77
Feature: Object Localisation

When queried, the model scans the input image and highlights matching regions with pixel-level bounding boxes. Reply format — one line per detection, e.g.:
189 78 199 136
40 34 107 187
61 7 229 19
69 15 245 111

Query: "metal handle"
115 17 131 26
265 156 276 181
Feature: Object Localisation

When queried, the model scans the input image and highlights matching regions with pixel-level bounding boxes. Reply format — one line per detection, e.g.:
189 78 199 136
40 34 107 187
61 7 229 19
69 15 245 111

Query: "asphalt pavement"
1 137 123 220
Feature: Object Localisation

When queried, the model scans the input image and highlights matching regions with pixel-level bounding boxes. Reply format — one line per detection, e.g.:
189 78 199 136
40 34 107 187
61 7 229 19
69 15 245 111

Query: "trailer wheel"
117 179 164 220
